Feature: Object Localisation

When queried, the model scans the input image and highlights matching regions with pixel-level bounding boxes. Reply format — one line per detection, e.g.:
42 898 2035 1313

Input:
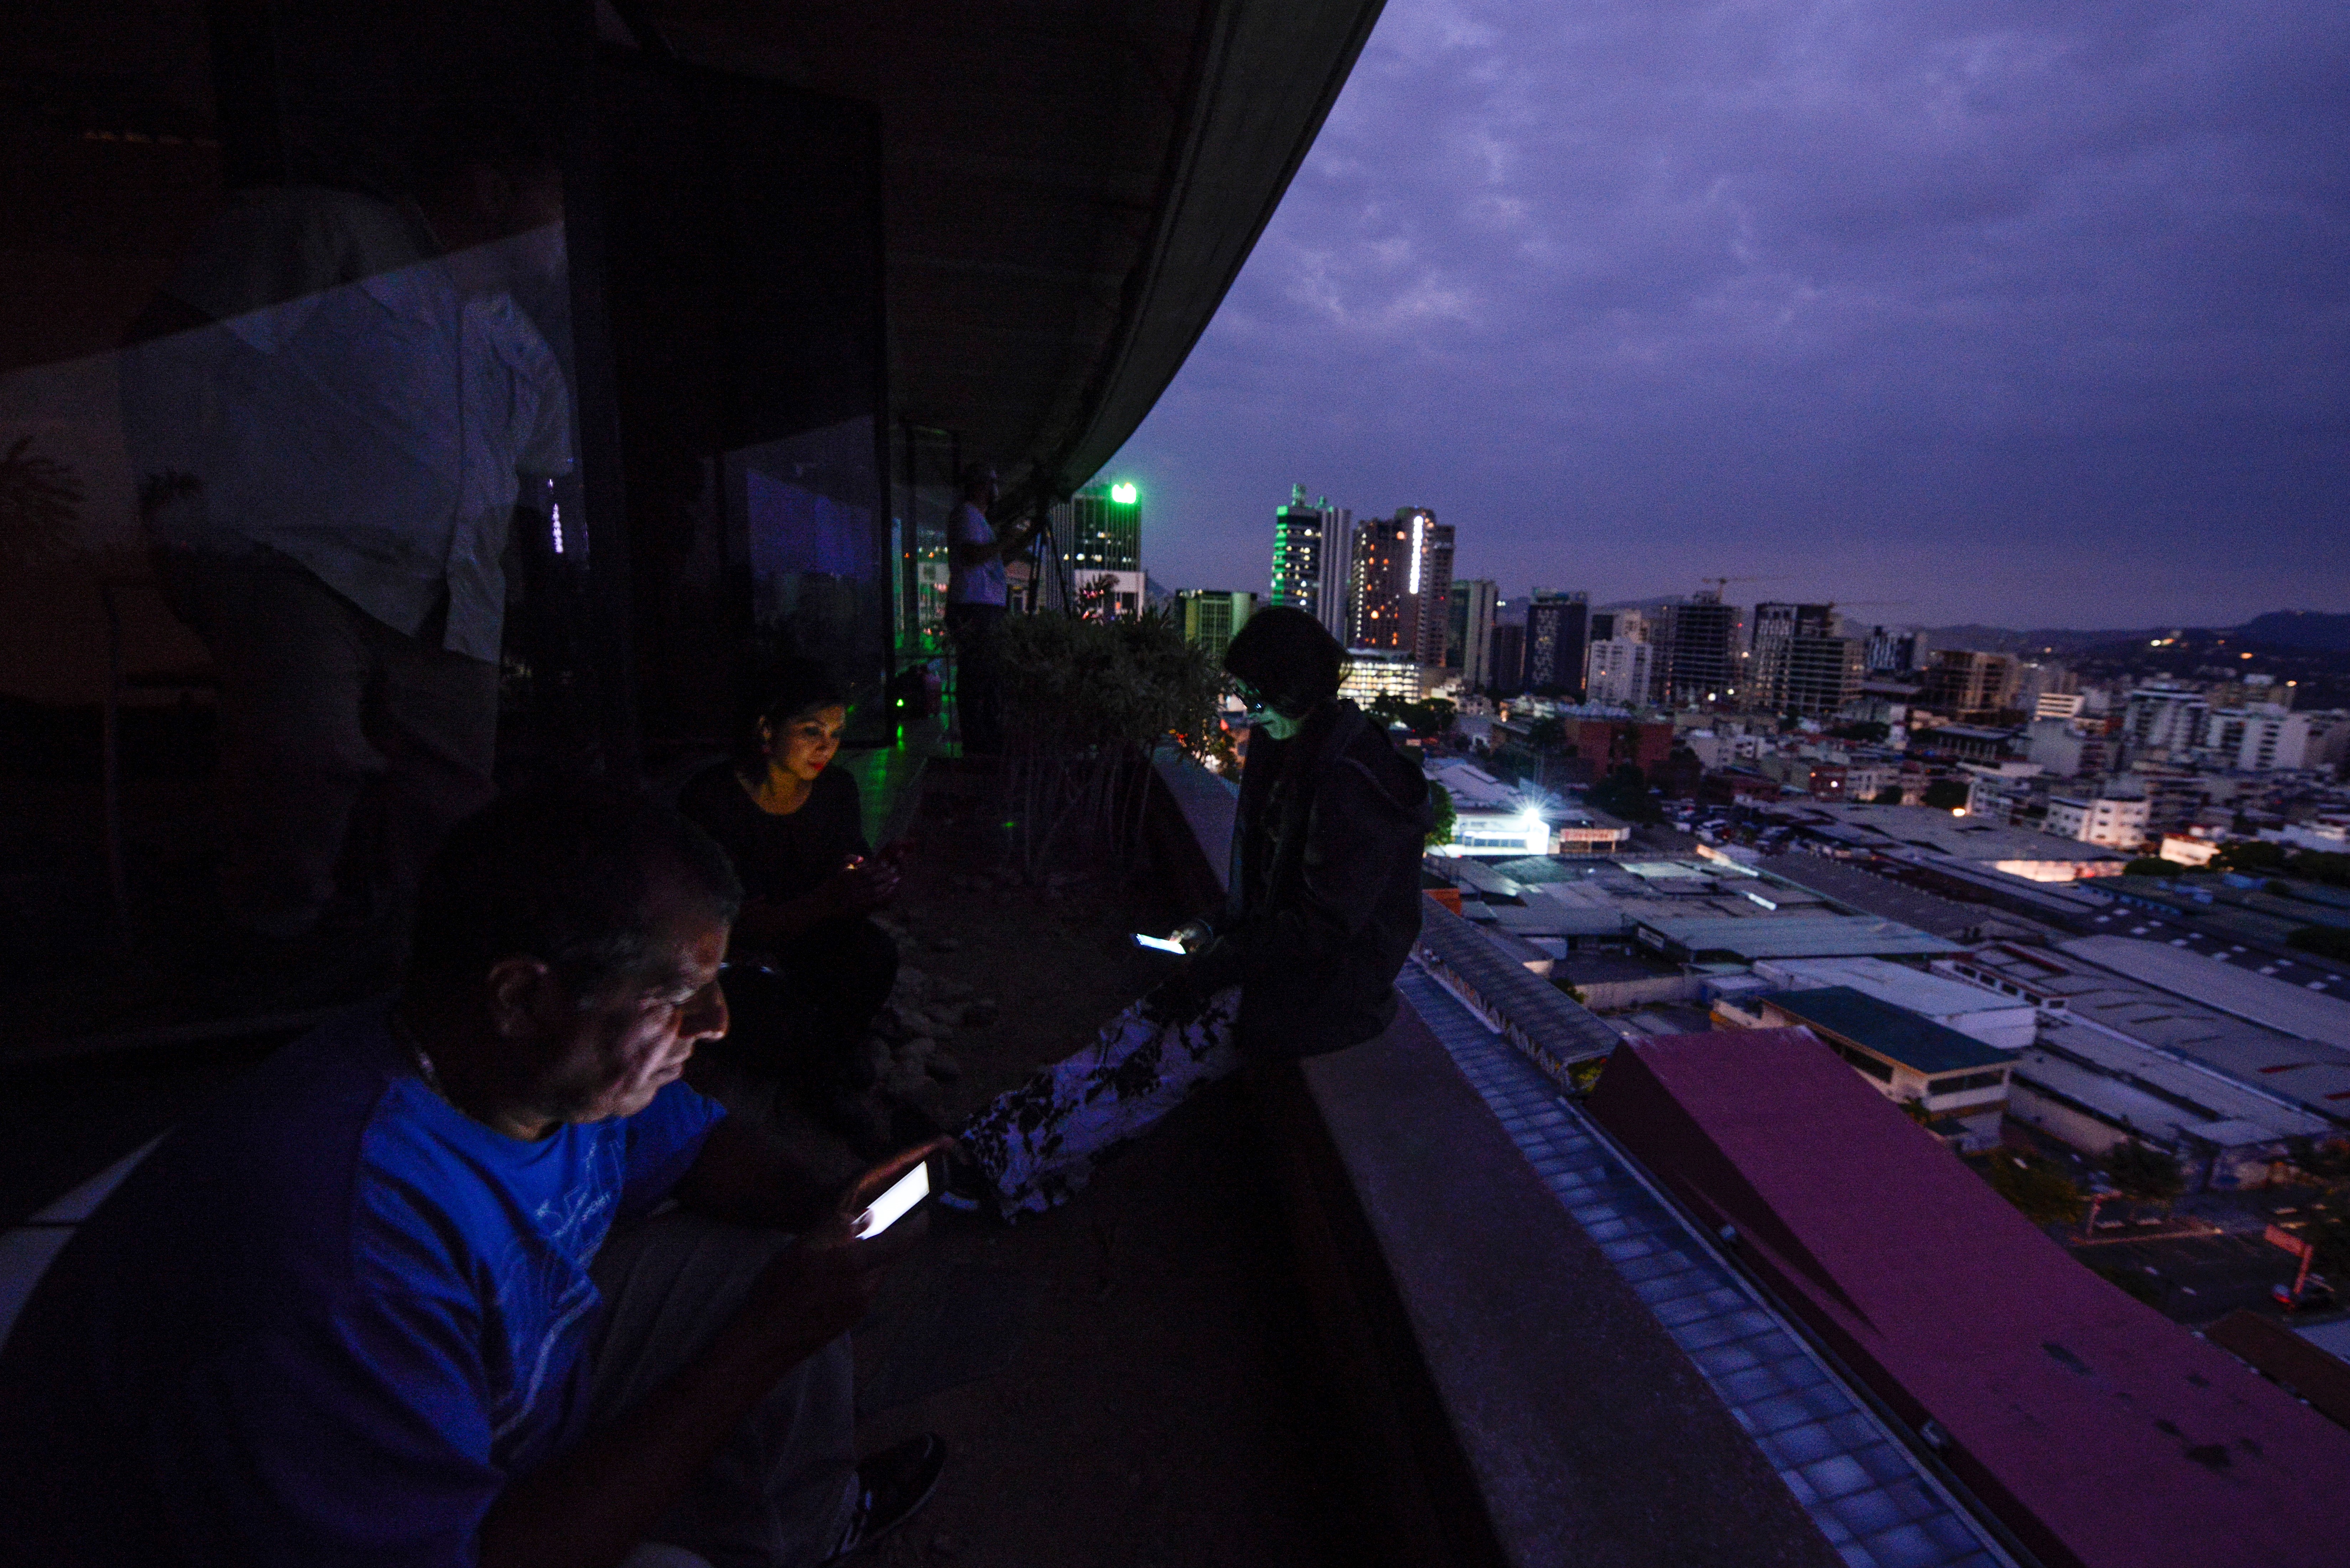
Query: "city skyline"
1099 0 2350 628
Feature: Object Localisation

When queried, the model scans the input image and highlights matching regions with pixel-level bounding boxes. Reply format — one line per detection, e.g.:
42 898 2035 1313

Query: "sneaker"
823 1433 947 1562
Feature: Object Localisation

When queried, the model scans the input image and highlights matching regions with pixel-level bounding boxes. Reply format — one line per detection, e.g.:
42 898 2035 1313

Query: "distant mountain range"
1578 606 2350 656
1923 612 2350 657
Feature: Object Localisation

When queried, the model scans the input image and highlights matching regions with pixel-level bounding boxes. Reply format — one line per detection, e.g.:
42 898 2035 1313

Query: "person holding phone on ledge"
0 784 950 1568
680 658 909 1156
942 607 1432 1220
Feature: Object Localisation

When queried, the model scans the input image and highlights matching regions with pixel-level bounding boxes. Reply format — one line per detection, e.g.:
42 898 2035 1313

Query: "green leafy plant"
1425 779 1456 851
2216 839 2288 872
1984 1150 2085 1227
2101 1140 2184 1211
1922 779 1970 811
995 607 1225 881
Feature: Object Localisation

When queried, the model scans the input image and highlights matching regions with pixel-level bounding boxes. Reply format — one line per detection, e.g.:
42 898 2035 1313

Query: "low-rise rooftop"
2060 935 2350 1052
1637 913 1962 963
1756 987 2012 1076
1766 803 2130 880
1756 853 2012 942
1954 943 2350 1128
1589 1028 2350 1568
1752 958 2037 1050
2032 1021 2330 1141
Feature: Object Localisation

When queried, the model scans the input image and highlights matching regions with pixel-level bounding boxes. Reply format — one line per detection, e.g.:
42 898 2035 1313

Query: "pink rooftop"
1588 1027 2350 1568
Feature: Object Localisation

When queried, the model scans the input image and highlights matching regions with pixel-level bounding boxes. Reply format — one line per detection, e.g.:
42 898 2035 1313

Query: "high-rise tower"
1450 579 1498 690
1349 507 1451 666
1055 480 1144 616
1268 484 1352 640
1523 591 1590 699
1664 590 1743 707
1748 602 1834 711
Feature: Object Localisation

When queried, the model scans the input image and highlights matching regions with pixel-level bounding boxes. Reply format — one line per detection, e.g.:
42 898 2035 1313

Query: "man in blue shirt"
0 786 947 1567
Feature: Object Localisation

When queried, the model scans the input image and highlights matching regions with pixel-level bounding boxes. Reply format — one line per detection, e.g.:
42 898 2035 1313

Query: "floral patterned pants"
956 985 1244 1218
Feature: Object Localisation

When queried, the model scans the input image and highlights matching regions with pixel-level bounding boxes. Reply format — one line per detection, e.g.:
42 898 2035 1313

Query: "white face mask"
1258 709 1305 741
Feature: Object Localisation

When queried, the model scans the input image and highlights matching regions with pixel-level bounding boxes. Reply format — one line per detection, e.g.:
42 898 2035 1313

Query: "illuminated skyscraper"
1268 484 1352 639
1053 480 1144 616
1350 507 1451 666
1066 480 1141 573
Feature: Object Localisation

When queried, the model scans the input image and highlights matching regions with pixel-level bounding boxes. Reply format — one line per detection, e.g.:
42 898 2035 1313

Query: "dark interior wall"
0 0 891 968
587 49 892 754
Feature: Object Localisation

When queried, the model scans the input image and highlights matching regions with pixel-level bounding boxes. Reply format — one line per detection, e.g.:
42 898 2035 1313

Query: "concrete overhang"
636 0 1387 506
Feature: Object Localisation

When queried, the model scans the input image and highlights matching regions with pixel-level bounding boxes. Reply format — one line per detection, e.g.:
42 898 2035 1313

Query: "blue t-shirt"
0 1004 725 1566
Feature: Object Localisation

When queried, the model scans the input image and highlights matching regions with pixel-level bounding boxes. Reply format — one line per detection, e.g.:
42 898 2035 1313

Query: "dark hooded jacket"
1194 698 1433 1059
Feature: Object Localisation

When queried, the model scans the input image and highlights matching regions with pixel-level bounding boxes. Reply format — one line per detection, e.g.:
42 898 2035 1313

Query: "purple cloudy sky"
1106 0 2350 629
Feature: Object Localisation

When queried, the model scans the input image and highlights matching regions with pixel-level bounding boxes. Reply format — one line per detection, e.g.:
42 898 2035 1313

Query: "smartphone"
856 1161 931 1239
1132 932 1187 954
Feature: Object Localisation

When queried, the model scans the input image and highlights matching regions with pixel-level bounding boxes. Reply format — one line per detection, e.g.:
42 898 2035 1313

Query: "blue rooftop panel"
1758 987 2011 1075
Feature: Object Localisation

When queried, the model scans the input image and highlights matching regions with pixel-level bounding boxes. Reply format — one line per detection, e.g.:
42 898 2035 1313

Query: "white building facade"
2044 794 2151 849
2199 707 2309 772
1584 638 1655 706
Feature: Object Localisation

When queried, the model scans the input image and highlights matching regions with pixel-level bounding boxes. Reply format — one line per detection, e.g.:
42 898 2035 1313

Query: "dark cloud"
1109 0 2350 625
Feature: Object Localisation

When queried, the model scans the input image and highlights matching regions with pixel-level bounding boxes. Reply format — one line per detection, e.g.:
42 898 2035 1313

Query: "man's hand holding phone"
738 1140 948 1372
1132 920 1214 955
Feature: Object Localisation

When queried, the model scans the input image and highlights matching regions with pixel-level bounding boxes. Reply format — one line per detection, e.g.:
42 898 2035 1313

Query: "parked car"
2274 1275 2336 1311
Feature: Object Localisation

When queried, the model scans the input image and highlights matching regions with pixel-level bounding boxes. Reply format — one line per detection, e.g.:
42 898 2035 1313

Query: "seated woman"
946 608 1432 1219
679 658 904 1153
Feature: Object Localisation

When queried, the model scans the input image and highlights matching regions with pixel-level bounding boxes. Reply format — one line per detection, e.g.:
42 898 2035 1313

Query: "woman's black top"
678 761 871 908
1196 700 1432 1060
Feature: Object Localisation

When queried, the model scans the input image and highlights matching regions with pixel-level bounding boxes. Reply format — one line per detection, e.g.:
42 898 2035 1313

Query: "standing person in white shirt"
941 463 1039 756
120 111 573 970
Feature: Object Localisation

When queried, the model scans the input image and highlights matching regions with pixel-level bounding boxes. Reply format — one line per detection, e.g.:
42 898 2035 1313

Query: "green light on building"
1109 482 1138 505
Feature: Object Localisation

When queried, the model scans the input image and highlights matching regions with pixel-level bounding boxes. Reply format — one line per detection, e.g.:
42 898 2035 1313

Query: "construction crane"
1698 575 1780 596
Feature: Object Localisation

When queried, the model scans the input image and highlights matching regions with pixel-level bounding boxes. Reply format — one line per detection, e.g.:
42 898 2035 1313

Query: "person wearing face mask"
679 659 907 1154
941 607 1432 1220
119 103 575 978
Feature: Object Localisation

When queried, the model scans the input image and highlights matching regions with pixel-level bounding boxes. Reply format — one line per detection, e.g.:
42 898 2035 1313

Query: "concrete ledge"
1269 1009 1843 1568
1145 746 1838 1566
